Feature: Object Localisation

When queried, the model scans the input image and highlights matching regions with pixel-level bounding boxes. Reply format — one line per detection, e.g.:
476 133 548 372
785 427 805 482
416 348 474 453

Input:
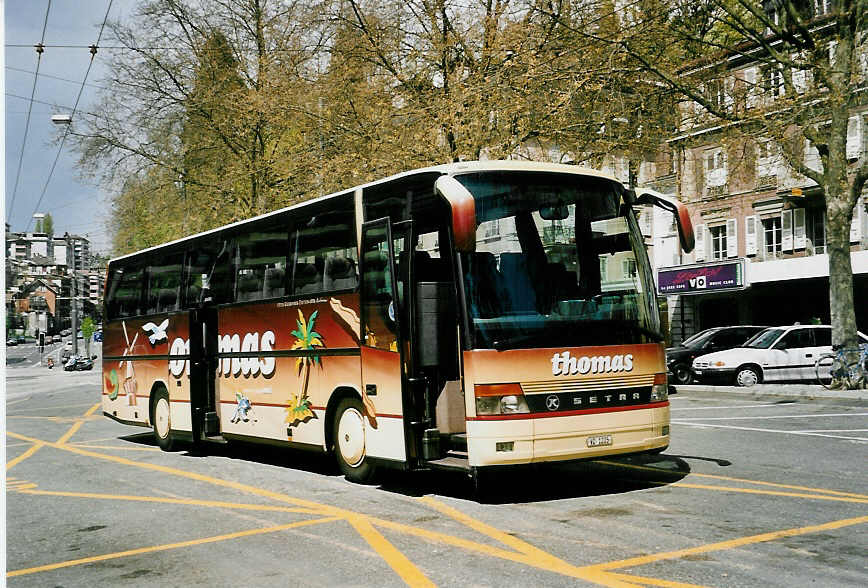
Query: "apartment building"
640 4 868 344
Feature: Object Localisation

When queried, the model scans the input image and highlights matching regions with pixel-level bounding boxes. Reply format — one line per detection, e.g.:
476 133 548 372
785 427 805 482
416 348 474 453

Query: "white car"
692 325 868 387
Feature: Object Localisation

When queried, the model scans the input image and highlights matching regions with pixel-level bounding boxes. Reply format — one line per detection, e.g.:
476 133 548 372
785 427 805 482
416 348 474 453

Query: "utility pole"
71 269 79 356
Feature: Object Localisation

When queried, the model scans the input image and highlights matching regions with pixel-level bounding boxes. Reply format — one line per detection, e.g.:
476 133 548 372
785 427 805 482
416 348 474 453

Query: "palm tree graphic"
287 309 323 428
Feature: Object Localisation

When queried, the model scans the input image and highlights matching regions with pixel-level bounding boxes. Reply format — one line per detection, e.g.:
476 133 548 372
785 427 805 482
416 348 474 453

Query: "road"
5 363 867 587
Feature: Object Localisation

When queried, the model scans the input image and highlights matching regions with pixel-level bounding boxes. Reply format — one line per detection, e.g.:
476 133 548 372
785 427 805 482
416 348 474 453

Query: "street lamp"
50 113 78 355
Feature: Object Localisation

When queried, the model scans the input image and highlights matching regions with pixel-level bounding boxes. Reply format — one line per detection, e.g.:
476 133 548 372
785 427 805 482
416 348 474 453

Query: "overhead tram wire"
26 0 115 232
7 0 52 226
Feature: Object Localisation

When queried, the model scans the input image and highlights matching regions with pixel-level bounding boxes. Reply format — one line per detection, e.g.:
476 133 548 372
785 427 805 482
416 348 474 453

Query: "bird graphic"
141 319 170 345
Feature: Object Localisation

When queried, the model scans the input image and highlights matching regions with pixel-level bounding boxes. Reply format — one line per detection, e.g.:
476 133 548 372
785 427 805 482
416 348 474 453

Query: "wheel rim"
737 369 758 387
337 407 366 468
155 397 171 439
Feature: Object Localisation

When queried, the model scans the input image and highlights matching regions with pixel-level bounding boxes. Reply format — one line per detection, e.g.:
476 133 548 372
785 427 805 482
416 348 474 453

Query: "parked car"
64 355 94 371
666 325 768 384
692 325 868 387
6 338 18 346
16 335 26 344
52 335 62 343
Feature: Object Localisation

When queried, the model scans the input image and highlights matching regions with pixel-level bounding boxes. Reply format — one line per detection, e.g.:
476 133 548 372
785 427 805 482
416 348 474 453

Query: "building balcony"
756 174 778 190
705 183 729 198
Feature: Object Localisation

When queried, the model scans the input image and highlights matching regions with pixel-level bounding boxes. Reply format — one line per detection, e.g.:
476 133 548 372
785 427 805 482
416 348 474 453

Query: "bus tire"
333 397 375 483
151 388 175 452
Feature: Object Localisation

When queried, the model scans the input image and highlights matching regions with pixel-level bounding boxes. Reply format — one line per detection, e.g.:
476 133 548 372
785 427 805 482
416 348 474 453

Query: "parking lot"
5 364 867 586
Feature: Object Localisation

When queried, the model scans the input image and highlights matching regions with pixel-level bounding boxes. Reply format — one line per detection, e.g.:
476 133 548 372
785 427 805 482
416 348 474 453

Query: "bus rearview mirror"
634 188 695 253
434 176 476 252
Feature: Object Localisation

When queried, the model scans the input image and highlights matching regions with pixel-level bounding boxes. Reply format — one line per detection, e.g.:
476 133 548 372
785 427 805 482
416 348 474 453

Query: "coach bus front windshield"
454 171 660 351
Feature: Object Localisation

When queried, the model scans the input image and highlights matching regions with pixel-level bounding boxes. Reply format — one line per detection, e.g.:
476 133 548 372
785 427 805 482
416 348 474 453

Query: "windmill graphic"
286 309 322 431
118 321 139 406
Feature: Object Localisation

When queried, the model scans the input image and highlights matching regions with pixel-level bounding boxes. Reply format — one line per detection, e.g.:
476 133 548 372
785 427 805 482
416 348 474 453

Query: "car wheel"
673 364 693 385
735 366 761 387
151 389 175 451
333 397 375 483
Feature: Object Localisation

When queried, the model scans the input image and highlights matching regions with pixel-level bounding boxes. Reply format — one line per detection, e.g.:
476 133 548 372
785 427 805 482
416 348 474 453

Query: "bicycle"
814 343 868 390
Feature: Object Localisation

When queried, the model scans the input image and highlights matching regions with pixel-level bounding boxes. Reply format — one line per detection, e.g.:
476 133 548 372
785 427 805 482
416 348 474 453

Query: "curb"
675 383 868 401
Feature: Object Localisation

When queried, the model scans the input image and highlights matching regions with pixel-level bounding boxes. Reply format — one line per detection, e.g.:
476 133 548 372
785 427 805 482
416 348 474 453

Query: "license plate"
587 434 612 448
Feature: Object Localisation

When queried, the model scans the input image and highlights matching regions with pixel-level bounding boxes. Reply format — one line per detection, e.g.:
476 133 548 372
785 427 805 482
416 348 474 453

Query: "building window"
599 257 608 282
709 225 727 260
482 219 500 238
761 65 784 97
706 79 727 110
704 148 727 190
813 0 831 17
763 217 783 257
807 208 825 254
622 258 638 279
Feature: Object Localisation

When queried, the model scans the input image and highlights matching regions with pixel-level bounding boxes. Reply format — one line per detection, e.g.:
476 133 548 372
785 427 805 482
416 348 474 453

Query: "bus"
102 160 694 485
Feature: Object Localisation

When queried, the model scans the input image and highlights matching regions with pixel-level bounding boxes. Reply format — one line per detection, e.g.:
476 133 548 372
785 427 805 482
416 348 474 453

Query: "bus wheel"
333 398 375 483
152 389 175 452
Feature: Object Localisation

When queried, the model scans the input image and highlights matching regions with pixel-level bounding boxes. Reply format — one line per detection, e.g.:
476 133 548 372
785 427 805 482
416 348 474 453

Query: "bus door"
189 306 219 442
359 218 424 465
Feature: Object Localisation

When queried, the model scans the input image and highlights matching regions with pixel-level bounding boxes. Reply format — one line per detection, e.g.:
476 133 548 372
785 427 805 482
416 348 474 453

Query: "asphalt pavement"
5 354 868 587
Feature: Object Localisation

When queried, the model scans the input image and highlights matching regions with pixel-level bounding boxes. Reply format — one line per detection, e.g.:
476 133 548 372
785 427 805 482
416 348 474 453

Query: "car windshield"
454 170 660 350
681 329 718 348
744 328 784 349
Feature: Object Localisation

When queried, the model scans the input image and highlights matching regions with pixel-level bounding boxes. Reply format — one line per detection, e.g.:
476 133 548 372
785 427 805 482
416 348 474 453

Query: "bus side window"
183 238 234 306
236 227 288 302
145 253 182 315
289 193 357 296
107 265 145 319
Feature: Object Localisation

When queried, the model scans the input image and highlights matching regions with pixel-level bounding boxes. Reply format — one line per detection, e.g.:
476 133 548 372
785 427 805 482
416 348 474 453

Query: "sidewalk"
675 383 868 401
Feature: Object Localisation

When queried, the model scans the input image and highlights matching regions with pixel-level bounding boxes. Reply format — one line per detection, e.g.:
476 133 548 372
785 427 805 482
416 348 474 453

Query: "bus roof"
108 160 622 265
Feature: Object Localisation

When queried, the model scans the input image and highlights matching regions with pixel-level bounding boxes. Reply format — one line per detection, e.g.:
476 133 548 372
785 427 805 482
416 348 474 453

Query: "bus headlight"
475 384 529 415
650 373 668 402
500 395 529 414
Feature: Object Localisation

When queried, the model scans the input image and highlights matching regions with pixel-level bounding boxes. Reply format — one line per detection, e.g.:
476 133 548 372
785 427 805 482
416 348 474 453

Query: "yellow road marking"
16 488 322 515
8 430 862 588
7 415 103 422
56 403 101 445
347 515 436 587
420 496 568 560
6 431 636 586
7 431 340 516
669 482 868 504
6 442 45 471
6 402 100 413
687 473 868 500
9 483 38 491
7 517 341 578
591 515 868 571
370 516 641 587
605 572 709 587
595 459 868 499
71 443 161 452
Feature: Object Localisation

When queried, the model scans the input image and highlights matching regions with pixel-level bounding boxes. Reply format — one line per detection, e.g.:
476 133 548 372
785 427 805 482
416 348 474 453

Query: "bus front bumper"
466 404 669 467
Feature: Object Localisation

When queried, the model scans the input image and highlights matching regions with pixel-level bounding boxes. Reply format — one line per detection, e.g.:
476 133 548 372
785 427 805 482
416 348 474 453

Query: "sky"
4 0 136 255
